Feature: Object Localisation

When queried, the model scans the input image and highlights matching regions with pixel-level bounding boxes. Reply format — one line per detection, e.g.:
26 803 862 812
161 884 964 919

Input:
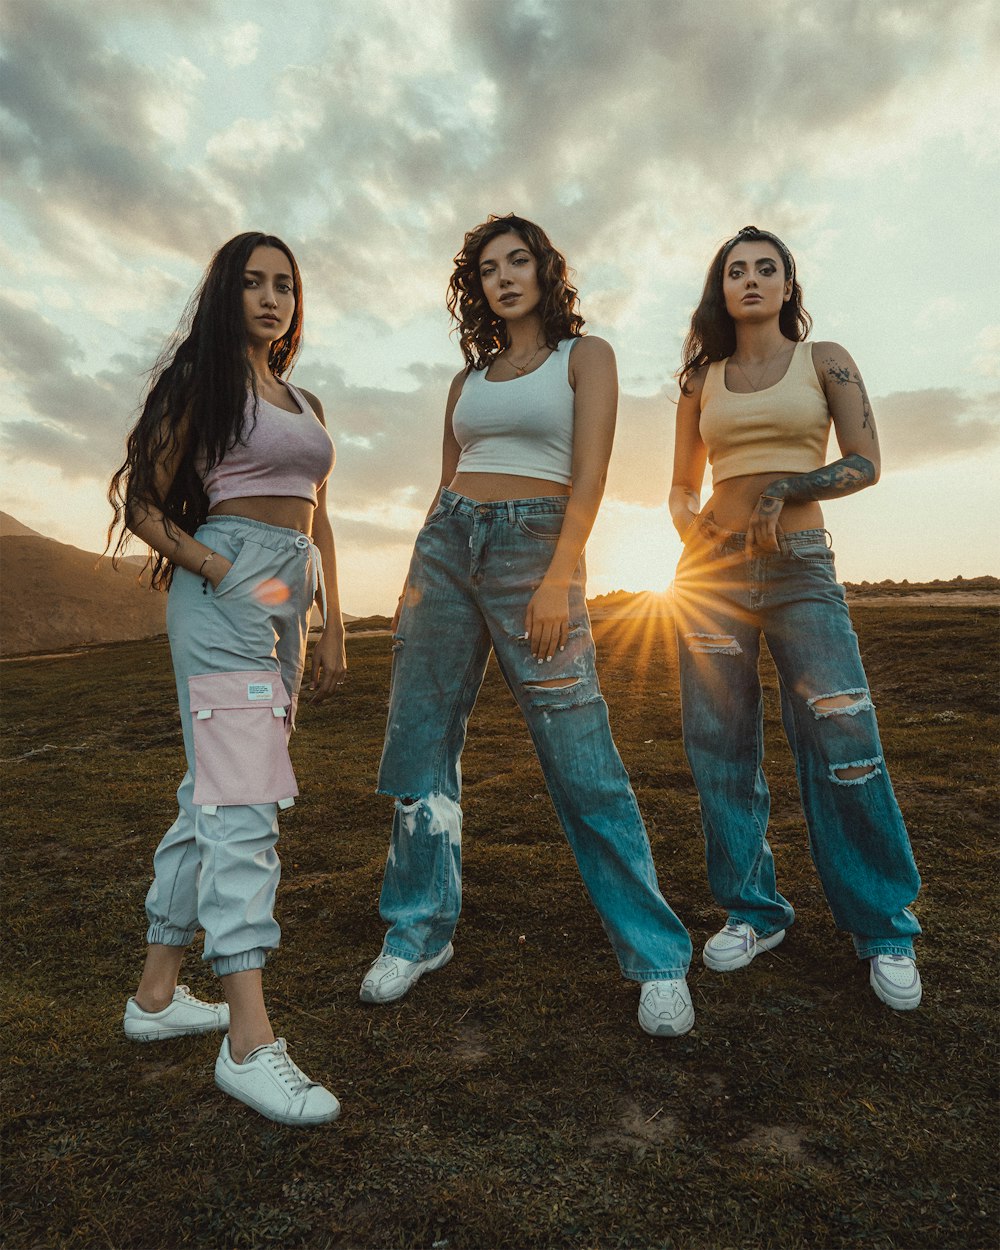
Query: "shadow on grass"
2 606 998 1249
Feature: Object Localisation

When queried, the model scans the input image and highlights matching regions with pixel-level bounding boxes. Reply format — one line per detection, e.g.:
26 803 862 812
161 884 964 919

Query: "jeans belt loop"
506 499 516 524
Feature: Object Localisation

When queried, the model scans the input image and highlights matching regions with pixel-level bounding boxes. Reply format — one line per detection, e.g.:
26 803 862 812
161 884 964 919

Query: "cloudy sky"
2 0 998 614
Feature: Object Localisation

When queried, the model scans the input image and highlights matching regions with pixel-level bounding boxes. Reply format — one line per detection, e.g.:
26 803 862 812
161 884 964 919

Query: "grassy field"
2 602 998 1250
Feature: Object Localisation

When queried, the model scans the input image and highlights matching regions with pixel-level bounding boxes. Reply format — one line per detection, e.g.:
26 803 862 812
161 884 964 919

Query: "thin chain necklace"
502 342 545 376
731 341 791 392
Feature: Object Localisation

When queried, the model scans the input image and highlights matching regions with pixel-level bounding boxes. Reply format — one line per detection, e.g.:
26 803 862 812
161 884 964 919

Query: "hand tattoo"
825 358 874 439
761 454 877 504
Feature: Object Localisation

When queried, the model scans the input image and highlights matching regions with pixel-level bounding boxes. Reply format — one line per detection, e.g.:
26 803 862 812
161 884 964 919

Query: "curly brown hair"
677 225 812 395
446 214 585 370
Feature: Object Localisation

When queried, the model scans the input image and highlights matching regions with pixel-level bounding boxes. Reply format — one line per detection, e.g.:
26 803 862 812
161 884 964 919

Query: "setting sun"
587 501 684 596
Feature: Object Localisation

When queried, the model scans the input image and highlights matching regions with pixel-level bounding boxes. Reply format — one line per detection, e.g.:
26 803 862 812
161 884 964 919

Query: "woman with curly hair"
107 232 344 1123
359 214 693 1037
670 225 922 1010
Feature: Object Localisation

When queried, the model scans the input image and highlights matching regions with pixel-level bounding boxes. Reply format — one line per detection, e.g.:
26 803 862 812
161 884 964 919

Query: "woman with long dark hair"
108 232 344 1122
670 225 922 1010
359 214 693 1037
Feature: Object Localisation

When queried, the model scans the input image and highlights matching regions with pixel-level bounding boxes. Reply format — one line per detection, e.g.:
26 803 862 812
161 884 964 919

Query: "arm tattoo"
825 357 874 439
761 454 877 505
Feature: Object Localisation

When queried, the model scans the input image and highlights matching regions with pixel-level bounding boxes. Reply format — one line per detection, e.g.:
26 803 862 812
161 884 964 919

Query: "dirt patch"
590 1098 682 1152
451 1021 489 1064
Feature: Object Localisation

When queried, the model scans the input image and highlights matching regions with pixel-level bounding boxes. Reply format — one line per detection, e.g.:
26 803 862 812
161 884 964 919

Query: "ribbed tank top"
699 341 830 484
451 339 577 485
199 381 335 507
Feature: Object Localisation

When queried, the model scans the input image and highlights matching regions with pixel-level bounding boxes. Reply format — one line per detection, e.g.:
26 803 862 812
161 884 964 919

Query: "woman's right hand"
204 554 233 588
679 508 727 561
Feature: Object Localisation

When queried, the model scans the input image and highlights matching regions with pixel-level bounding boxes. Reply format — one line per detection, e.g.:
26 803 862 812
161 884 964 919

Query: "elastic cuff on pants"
211 948 269 976
146 923 198 947
853 939 916 961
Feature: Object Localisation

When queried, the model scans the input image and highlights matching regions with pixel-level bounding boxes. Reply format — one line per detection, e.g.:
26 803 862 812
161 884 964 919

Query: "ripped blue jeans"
672 529 921 960
376 490 692 981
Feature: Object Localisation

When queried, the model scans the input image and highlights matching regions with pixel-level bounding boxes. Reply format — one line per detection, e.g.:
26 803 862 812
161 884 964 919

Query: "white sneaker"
869 954 922 1011
638 979 695 1037
359 943 454 1004
123 985 230 1042
703 920 785 972
214 1037 340 1126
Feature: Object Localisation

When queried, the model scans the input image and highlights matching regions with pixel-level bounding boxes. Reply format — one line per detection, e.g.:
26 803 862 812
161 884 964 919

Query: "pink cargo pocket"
188 670 298 813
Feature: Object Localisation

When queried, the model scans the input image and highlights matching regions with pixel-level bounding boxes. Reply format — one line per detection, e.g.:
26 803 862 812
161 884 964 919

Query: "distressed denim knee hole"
808 689 873 718
684 633 742 656
830 755 883 785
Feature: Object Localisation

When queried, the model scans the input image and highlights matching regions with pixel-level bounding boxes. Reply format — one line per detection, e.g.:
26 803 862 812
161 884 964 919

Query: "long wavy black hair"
446 214 585 370
678 225 811 395
106 232 303 588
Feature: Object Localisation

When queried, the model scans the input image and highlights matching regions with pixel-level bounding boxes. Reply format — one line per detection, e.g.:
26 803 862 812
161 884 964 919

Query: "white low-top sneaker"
215 1037 340 1126
123 985 230 1042
638 979 695 1037
703 921 785 972
359 943 454 1004
869 954 922 1011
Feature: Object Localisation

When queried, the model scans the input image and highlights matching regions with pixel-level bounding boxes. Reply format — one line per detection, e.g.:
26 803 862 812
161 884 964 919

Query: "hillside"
0 514 358 656
0 511 44 539
0 531 167 656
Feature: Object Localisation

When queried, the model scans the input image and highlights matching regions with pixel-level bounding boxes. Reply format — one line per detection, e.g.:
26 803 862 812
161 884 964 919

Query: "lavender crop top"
199 381 335 507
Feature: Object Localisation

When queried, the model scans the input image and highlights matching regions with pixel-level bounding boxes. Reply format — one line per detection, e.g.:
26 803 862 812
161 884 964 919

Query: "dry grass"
2 604 998 1249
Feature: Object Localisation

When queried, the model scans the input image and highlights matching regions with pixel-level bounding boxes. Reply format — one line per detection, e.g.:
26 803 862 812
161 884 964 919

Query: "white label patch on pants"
247 682 274 701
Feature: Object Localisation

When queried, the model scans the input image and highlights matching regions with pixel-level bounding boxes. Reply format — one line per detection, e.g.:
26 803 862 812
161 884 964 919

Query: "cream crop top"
199 381 335 507
699 341 831 485
451 339 577 485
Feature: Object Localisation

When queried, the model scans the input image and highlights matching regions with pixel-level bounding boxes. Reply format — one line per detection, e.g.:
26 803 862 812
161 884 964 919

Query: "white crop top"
451 339 577 485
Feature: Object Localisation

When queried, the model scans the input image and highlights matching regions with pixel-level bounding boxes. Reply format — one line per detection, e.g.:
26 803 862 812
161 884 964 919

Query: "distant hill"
0 511 44 539
1 521 167 656
0 514 359 656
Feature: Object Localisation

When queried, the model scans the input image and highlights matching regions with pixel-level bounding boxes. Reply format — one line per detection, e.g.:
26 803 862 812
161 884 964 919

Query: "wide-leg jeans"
672 528 921 960
376 489 692 981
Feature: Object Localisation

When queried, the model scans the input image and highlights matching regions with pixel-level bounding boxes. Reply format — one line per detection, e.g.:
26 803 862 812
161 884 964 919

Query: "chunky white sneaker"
359 943 454 1004
123 985 230 1042
638 979 695 1037
869 954 922 1011
214 1037 340 1126
703 920 785 972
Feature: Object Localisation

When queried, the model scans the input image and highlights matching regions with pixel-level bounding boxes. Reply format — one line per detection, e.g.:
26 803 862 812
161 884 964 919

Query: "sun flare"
587 501 684 596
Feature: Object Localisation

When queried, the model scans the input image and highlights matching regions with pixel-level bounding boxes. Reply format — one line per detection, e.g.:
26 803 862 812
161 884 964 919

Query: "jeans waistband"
200 513 314 553
437 487 569 520
715 527 832 554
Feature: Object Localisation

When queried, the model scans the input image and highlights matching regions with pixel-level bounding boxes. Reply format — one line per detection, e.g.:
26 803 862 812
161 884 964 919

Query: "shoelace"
266 1046 316 1096
174 985 221 1011
726 922 757 956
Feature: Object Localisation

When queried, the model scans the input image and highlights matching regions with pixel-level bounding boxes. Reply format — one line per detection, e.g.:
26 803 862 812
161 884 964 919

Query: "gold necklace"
503 342 545 375
731 342 790 392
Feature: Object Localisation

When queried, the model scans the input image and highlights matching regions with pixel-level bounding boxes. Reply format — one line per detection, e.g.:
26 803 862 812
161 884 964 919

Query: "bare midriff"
448 471 571 502
705 471 824 533
209 496 316 534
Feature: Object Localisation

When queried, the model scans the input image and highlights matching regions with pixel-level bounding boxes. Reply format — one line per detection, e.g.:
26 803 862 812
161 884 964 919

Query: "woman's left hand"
745 493 784 556
525 579 570 662
308 627 347 703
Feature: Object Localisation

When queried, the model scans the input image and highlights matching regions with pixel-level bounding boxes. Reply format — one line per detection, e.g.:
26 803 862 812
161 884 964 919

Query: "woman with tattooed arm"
669 226 922 1011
